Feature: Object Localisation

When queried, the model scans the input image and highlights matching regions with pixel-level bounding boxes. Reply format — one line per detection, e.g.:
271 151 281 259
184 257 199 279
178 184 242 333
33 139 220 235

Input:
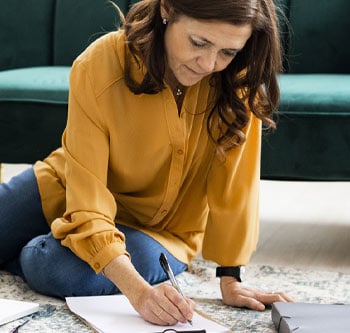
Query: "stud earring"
162 18 168 25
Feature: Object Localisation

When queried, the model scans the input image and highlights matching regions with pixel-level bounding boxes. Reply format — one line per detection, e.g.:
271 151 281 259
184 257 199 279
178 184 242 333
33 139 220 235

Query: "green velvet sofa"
261 0 350 180
1 0 349 181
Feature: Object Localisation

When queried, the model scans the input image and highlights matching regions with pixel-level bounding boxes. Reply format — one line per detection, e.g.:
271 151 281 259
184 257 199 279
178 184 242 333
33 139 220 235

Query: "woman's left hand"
220 276 294 311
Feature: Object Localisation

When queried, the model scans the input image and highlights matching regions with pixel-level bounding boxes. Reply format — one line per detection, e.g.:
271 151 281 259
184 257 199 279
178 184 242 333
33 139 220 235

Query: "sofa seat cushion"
261 74 350 181
0 66 70 104
0 67 70 163
278 74 350 113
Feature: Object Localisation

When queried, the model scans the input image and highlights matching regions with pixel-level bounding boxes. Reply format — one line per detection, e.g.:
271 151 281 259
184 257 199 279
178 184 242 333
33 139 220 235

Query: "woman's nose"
197 51 217 73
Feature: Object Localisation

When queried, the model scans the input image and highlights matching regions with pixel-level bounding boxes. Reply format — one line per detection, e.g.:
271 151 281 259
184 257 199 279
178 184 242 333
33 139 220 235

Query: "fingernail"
258 303 265 311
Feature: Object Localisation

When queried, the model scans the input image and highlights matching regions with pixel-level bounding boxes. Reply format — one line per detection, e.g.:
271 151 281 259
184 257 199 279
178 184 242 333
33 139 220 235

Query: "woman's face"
162 14 253 87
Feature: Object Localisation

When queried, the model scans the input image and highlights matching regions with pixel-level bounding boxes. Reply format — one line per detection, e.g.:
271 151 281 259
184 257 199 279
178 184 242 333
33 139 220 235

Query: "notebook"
66 294 232 333
0 298 40 325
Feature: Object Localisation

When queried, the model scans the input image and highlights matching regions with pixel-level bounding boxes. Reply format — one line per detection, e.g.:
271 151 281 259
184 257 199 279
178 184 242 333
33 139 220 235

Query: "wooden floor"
252 180 350 273
2 164 350 273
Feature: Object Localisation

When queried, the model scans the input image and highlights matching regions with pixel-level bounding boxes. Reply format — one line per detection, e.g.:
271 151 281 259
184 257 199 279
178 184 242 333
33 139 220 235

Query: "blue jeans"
0 167 186 299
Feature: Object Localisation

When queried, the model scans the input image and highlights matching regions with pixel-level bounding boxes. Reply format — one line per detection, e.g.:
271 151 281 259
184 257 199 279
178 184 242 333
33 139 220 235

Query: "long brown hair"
122 0 283 152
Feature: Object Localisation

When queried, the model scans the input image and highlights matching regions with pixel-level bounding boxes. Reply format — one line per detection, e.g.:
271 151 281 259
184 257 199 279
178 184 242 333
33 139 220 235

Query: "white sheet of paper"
0 298 39 325
66 294 230 333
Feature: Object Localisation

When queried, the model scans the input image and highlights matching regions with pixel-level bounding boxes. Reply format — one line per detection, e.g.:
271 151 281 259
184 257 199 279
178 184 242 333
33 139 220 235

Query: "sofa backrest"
2 0 349 74
0 0 137 70
53 0 129 66
0 0 56 70
287 0 350 73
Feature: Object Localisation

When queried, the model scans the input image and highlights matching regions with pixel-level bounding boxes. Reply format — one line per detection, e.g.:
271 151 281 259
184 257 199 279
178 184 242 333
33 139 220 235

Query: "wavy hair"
121 0 283 152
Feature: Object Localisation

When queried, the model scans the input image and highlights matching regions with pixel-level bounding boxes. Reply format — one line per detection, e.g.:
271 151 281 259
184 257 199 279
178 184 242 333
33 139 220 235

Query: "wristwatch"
216 266 245 282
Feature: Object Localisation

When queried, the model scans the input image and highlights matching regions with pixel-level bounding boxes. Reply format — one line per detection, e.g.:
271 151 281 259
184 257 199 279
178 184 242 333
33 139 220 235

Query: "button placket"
154 93 187 222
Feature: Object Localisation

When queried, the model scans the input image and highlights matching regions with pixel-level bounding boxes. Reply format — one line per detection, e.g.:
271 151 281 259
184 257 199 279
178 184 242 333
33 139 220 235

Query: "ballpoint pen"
159 252 193 326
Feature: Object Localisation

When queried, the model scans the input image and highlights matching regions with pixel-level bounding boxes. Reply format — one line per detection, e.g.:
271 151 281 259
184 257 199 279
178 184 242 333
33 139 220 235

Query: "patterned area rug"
1 259 350 332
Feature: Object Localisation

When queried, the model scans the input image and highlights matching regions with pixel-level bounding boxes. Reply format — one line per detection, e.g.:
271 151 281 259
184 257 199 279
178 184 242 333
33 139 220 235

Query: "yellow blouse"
34 30 262 273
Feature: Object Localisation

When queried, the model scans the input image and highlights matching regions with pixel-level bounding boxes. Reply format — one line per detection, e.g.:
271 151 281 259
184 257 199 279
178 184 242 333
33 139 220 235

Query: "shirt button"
177 149 184 155
94 263 101 270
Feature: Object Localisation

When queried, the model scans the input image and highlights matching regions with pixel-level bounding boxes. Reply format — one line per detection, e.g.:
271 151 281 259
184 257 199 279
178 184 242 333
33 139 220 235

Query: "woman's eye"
190 38 206 48
222 50 237 58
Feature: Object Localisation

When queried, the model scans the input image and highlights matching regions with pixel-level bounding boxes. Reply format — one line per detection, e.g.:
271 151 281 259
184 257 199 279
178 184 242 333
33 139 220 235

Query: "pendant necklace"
176 88 183 96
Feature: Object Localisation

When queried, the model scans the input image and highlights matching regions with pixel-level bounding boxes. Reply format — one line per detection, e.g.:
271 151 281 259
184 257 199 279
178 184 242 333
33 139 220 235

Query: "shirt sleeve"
202 114 262 266
50 59 128 273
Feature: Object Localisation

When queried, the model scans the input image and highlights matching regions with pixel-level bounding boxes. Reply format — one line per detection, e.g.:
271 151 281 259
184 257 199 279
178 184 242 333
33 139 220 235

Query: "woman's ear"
160 0 169 21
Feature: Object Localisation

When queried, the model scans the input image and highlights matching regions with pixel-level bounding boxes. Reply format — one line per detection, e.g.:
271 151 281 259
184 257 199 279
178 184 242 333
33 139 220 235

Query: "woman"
0 0 292 326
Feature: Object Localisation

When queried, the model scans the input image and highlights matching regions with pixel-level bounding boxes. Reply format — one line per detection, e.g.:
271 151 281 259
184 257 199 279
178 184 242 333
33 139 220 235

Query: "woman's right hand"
103 254 194 325
134 283 195 325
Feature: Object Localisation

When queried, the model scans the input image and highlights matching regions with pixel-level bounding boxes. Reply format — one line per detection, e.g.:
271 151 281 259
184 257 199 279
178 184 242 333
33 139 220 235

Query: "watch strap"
216 266 242 282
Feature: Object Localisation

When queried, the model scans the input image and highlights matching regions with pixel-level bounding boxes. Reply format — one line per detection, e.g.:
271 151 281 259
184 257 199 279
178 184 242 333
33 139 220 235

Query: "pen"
159 252 193 326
